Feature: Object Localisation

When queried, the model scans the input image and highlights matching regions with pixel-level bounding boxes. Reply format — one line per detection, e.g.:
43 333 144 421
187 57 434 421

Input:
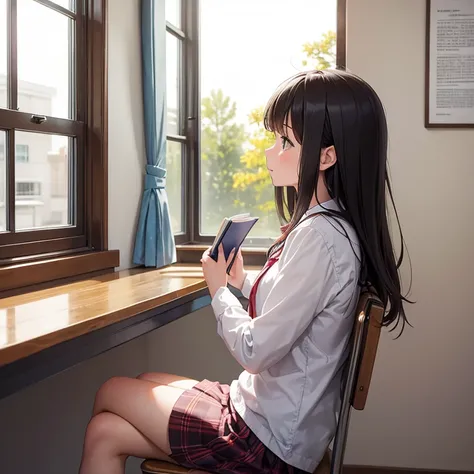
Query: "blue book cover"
209 214 259 273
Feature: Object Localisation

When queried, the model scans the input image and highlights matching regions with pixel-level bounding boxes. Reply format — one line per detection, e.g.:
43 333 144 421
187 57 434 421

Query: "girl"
79 69 409 474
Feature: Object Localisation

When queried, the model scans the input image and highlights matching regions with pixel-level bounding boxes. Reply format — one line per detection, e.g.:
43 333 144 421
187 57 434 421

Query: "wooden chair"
141 288 383 474
329 287 383 473
141 451 330 474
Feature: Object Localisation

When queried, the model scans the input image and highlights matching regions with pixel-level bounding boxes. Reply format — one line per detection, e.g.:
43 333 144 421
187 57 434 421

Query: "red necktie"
248 242 284 319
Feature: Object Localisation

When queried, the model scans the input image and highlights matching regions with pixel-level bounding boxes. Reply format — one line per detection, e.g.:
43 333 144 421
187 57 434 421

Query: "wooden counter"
0 264 239 400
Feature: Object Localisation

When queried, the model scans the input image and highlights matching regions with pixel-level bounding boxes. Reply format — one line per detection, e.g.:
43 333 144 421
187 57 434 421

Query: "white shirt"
211 200 361 472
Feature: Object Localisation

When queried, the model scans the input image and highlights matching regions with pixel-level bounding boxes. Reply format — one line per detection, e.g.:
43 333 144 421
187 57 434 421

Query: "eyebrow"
283 123 293 130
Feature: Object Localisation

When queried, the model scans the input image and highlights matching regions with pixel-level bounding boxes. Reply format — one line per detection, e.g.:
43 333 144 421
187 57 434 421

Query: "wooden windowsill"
0 260 261 399
0 264 210 368
0 250 120 295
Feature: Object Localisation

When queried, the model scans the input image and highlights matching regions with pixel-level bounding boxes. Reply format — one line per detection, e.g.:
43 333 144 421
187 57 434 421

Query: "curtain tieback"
144 164 166 190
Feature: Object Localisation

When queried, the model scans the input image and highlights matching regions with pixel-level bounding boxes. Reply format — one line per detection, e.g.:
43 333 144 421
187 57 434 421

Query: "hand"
201 244 231 298
227 248 246 291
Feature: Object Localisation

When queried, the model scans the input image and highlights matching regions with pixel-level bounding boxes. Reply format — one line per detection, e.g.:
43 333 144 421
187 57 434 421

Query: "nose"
265 142 277 166
264 148 271 165
264 143 276 157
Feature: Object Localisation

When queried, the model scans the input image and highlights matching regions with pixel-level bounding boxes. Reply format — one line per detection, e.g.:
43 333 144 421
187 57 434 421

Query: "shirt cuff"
211 286 243 320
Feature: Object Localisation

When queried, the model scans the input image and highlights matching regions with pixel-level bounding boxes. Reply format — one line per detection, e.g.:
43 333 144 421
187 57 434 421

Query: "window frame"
173 0 347 251
0 0 115 292
165 5 188 244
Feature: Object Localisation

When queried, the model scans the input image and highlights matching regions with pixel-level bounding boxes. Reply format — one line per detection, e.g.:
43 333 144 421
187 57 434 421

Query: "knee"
136 372 154 380
83 412 118 454
93 376 125 415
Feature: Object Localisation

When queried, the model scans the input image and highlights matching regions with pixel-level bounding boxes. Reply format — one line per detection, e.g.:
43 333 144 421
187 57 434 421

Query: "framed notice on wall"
425 0 474 128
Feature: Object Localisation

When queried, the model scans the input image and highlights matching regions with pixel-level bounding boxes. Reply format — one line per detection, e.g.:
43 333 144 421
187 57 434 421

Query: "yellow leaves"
233 166 269 191
230 105 277 214
240 146 265 169
301 30 336 70
258 200 276 213
239 115 274 170
302 31 336 56
248 106 265 125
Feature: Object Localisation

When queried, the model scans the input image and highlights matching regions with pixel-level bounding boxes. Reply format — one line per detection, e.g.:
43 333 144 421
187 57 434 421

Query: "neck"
294 173 332 209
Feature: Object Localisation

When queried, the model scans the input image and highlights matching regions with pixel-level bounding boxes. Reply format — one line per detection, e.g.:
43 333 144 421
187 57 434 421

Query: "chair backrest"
330 288 384 474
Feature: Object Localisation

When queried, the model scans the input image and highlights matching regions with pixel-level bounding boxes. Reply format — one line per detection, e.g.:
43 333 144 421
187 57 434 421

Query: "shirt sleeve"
211 225 339 374
240 270 259 299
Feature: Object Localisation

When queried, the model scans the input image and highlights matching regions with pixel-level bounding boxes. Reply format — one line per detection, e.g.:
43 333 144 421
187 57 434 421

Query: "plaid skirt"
168 379 310 474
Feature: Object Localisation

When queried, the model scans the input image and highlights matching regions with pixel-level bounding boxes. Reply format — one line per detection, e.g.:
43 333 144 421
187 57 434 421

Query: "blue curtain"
133 0 176 267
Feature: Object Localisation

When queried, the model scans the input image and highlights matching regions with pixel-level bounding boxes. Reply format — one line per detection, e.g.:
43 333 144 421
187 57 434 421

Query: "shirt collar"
303 198 339 218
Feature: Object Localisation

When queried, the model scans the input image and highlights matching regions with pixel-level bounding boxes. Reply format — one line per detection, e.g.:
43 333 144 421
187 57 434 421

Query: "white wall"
107 0 145 269
344 0 474 470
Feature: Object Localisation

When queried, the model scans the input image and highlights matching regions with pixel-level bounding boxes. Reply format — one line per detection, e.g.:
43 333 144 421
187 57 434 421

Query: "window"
0 143 29 162
167 0 346 247
165 0 185 241
0 0 110 289
15 144 28 163
15 181 41 197
49 210 64 225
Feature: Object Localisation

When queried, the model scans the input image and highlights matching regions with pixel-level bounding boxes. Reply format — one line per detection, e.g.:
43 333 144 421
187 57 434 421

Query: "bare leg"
80 373 202 474
136 371 199 390
91 376 187 452
80 373 197 474
133 373 210 473
79 411 171 474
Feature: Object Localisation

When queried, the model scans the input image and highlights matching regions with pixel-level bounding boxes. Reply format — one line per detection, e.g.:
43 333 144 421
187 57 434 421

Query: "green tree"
200 89 246 233
232 31 336 235
232 107 280 236
301 30 336 70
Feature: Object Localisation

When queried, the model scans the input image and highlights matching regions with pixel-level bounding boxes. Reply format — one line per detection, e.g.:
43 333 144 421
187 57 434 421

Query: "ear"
319 146 337 171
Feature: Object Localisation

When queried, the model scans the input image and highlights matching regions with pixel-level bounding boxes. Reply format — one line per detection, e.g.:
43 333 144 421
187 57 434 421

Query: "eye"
281 136 293 150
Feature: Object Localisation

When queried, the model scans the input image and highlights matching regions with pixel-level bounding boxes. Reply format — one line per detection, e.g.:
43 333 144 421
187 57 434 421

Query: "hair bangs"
263 73 306 141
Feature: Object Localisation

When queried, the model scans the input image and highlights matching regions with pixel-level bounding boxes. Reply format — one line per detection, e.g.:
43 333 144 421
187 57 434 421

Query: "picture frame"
425 0 474 128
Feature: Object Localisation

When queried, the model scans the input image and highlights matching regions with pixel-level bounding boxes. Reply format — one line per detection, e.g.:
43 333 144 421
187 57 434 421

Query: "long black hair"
263 69 411 334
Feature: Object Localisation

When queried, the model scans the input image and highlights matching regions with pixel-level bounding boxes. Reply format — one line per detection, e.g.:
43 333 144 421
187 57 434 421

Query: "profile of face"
264 120 300 188
264 117 337 189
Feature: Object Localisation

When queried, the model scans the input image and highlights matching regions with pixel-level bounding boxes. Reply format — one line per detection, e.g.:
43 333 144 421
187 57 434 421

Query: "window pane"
0 130 5 231
166 33 180 136
165 0 181 28
166 140 183 234
15 131 71 230
17 0 74 119
199 0 337 238
0 0 6 109
15 144 29 163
